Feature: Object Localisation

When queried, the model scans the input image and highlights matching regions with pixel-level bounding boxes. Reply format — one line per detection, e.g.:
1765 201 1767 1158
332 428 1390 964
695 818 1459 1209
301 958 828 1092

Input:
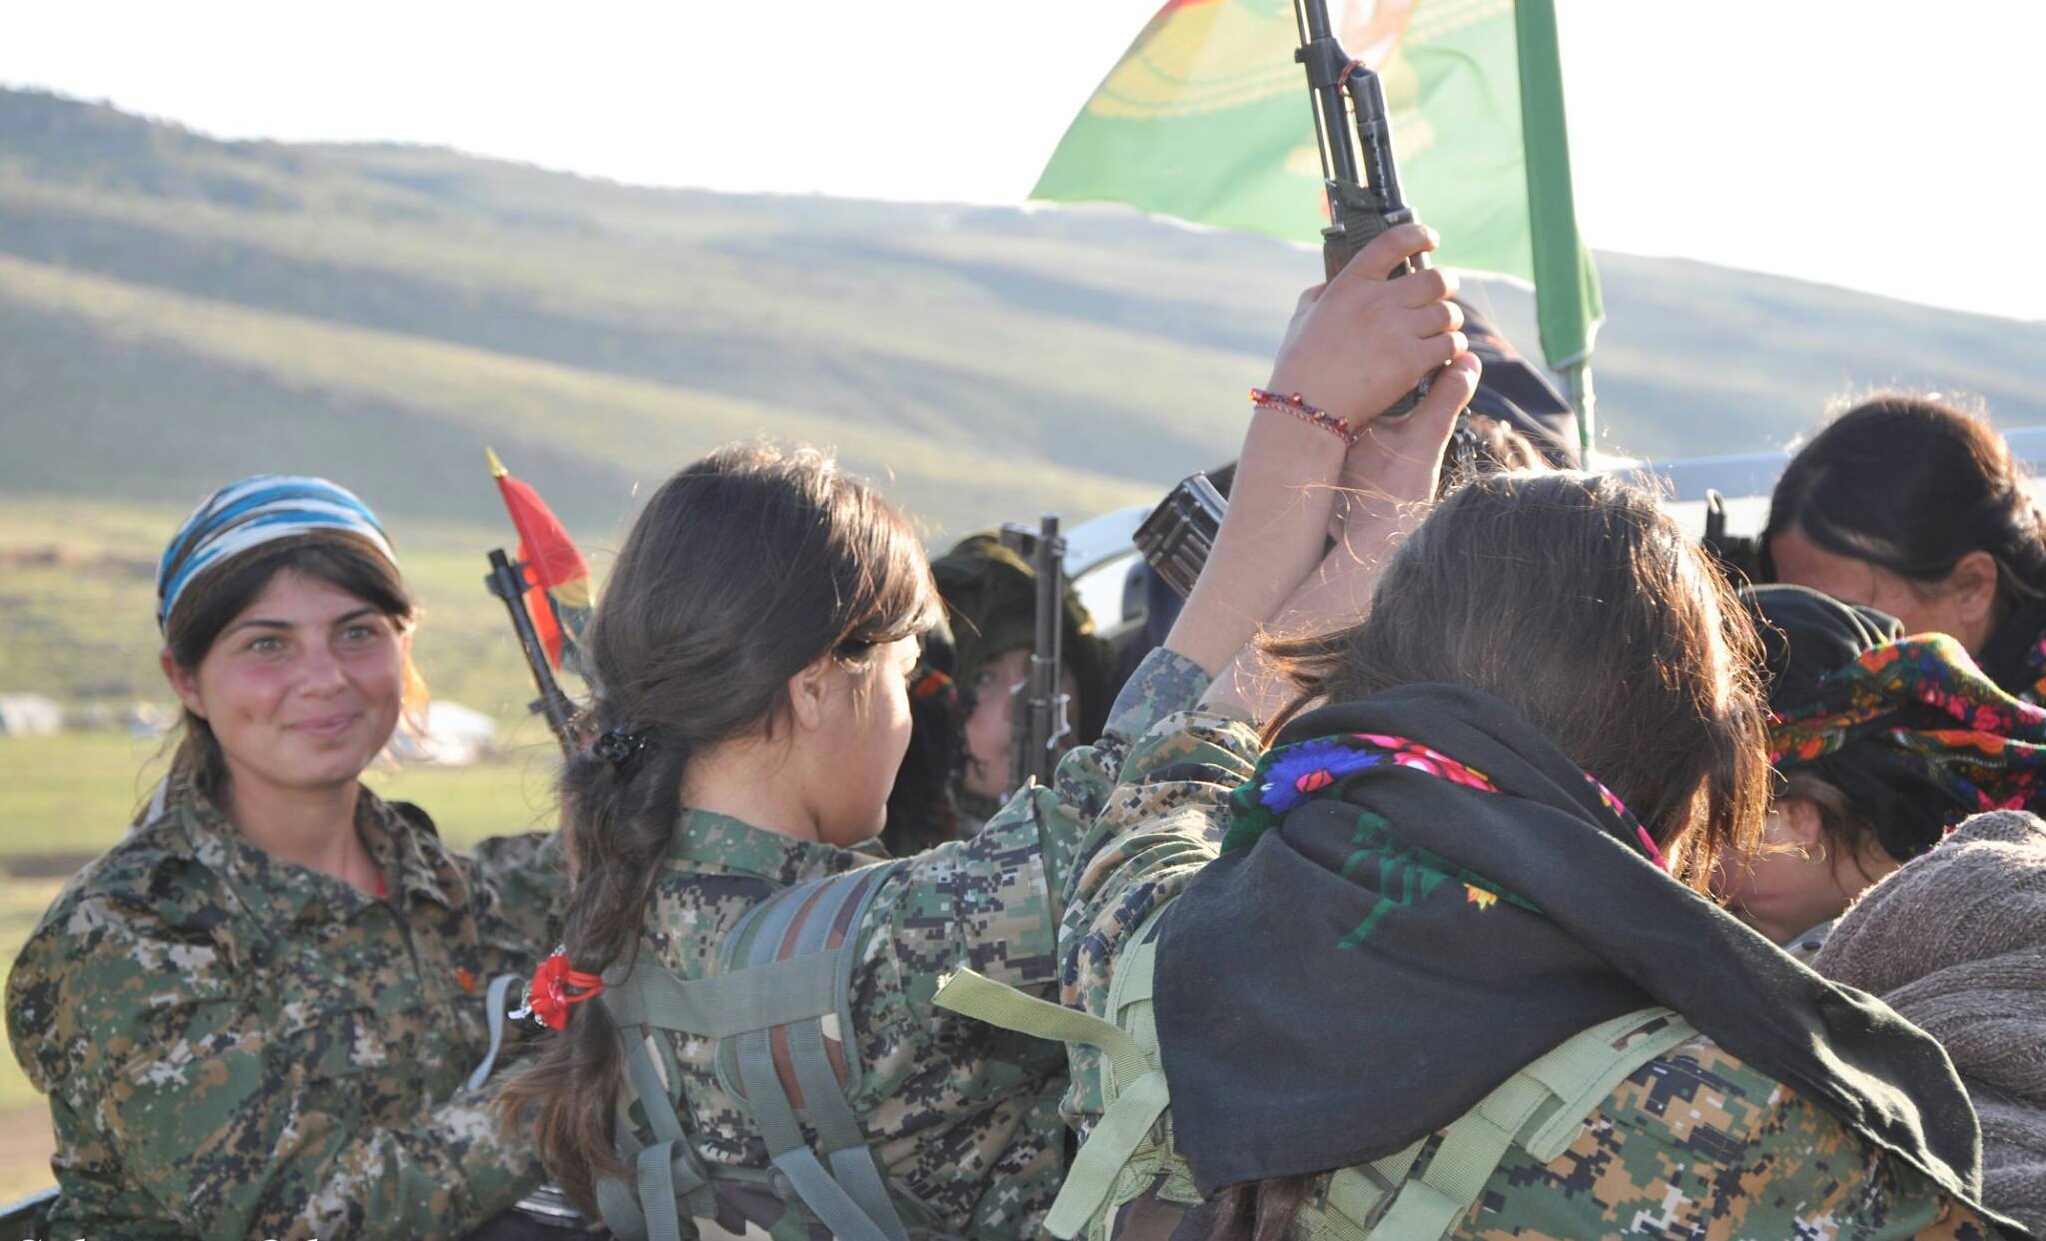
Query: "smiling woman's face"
163 568 408 804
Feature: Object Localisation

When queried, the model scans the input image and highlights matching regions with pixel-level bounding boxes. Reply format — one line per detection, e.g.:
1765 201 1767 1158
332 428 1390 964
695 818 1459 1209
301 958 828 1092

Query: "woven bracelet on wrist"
1249 387 1359 448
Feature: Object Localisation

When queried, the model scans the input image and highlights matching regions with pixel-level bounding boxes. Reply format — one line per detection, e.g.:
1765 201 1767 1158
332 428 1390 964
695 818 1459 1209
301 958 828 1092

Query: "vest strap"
934 968 1150 1087
1043 1069 1172 1240
602 865 939 1241
604 949 840 1036
461 973 524 1095
1367 1006 1695 1240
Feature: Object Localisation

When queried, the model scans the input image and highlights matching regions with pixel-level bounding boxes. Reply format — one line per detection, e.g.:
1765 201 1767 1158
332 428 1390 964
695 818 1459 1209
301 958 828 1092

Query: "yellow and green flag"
1035 0 1601 376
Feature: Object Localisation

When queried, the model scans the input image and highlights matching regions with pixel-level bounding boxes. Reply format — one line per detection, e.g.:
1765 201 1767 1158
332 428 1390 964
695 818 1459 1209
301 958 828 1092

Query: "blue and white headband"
156 475 400 632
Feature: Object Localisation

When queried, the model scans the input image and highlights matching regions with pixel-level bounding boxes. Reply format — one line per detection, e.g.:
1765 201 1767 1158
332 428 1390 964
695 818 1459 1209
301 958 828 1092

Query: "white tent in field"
0 694 62 737
391 701 499 767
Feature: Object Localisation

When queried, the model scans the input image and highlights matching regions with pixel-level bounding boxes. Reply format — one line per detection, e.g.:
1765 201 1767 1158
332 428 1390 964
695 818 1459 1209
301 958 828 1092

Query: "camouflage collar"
168 783 457 926
668 808 879 885
954 790 1003 835
364 793 467 913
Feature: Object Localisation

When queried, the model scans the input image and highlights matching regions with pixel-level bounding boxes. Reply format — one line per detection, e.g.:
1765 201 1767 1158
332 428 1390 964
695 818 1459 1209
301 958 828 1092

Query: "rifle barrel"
1295 0 1359 185
485 548 578 756
1031 514 1066 788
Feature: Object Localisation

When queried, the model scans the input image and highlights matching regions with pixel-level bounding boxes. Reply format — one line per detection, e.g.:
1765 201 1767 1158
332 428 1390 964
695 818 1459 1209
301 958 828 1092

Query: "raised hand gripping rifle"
1296 0 1430 419
999 515 1070 795
1132 5 1482 599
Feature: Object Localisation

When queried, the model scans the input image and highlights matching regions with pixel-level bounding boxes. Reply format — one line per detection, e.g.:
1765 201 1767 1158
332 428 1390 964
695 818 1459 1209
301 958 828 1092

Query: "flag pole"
1564 361 1596 462
1517 0 1603 465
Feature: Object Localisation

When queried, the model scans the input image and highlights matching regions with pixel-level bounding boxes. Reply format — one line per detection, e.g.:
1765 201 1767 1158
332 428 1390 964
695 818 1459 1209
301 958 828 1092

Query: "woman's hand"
1340 351 1483 536
1164 224 1466 678
1201 353 1483 723
1267 224 1466 432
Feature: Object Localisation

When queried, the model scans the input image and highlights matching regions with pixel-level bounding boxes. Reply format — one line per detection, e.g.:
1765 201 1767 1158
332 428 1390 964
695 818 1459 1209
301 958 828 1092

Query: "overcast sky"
6 0 2041 321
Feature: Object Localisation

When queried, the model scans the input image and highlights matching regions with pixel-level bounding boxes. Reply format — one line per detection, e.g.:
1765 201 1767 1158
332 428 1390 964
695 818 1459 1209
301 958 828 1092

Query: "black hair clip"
592 725 649 770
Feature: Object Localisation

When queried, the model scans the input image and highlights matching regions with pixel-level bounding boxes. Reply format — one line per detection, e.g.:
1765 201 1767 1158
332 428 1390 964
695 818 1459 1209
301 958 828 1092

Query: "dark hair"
1217 472 1771 1241
498 443 939 1208
929 532 1115 745
881 624 966 856
1267 471 1770 891
1761 395 2046 600
1775 771 1889 878
160 533 417 806
1466 413 1548 475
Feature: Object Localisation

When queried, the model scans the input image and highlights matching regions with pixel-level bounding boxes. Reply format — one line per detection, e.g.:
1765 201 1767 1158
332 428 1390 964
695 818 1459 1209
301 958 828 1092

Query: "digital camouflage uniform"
6 780 568 1241
1055 654 2012 1241
618 652 1200 1241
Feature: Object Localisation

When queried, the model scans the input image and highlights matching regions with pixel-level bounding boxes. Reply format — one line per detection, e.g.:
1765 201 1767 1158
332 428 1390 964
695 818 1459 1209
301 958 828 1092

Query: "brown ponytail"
496 443 938 1208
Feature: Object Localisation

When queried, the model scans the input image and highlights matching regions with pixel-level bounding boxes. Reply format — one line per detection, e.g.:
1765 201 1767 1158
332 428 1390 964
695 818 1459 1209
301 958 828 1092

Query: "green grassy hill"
7 88 2043 536
4 84 2046 718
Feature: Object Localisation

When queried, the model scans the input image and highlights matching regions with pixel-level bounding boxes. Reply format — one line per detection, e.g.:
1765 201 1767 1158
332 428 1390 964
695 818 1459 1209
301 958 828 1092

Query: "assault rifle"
1134 5 1491 598
484 548 579 757
1296 0 1428 417
999 515 1070 795
1297 0 1479 483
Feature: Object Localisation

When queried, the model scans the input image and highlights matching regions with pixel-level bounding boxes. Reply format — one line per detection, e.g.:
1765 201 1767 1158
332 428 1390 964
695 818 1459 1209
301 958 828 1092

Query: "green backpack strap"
599 865 934 1241
935 965 1170 1239
1326 1006 1698 1240
935 911 1179 1241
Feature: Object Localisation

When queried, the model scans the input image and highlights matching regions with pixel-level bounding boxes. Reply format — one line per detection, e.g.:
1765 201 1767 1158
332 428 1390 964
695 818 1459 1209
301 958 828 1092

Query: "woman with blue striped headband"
6 474 568 1240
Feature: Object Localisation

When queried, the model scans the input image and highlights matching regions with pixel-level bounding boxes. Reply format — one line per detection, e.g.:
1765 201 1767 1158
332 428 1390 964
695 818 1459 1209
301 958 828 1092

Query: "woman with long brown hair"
1016 386 2016 1235
496 224 1469 1241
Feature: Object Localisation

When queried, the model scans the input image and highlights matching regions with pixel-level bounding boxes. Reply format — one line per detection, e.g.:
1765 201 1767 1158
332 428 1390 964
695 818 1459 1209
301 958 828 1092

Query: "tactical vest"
594 865 966 1241
936 913 1699 1241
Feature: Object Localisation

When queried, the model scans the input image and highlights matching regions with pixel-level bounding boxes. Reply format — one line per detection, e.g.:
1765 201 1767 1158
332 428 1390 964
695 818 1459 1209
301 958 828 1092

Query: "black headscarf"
1151 684 1984 1202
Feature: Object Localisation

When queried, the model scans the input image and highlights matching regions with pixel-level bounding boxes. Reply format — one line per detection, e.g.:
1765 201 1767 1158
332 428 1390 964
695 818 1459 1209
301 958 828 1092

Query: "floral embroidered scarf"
1750 585 2046 859
1150 682 1985 1202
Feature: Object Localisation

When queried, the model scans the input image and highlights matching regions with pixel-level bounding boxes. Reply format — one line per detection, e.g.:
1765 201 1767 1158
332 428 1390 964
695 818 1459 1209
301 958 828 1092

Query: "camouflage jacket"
624 648 1206 1241
1057 702 2013 1241
6 781 568 1241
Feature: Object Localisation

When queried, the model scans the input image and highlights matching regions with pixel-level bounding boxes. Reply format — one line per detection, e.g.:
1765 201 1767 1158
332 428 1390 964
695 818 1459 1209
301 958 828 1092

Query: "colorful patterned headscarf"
1749 585 2046 860
157 475 398 632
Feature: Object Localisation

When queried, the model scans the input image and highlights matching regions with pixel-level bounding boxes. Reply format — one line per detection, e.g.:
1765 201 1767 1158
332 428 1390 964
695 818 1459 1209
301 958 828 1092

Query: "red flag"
486 448 592 672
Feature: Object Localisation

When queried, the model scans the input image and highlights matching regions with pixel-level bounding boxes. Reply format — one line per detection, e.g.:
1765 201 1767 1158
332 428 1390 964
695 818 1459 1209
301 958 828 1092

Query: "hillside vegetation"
6 88 2044 529
3 85 2045 716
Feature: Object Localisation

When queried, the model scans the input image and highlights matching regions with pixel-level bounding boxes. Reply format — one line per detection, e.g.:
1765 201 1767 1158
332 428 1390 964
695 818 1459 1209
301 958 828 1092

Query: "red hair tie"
519 949 605 1031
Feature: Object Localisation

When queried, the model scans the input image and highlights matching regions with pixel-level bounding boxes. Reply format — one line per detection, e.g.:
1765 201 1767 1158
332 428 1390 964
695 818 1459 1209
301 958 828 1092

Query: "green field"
0 492 591 722
0 731 564 864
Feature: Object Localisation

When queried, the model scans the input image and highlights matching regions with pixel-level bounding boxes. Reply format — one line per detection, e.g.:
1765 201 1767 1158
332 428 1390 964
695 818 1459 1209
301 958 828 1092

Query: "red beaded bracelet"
1249 387 1359 448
